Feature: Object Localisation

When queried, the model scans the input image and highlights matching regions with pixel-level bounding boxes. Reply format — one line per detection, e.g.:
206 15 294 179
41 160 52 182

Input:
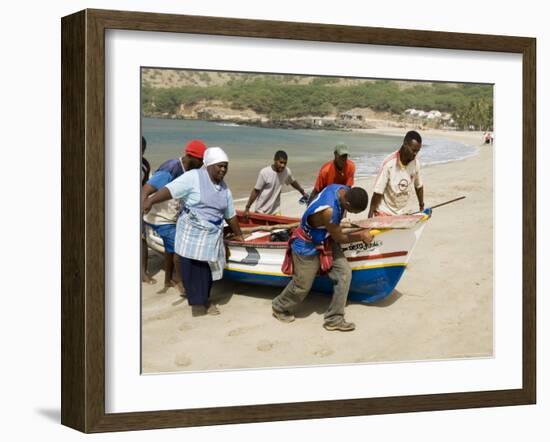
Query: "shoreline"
142 113 459 133
355 126 486 146
142 129 493 372
144 117 485 201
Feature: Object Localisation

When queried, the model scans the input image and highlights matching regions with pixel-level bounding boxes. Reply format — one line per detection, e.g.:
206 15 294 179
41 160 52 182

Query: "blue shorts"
148 223 176 254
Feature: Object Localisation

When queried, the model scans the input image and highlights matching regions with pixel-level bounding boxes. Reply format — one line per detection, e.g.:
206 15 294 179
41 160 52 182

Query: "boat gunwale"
224 221 427 248
225 240 288 249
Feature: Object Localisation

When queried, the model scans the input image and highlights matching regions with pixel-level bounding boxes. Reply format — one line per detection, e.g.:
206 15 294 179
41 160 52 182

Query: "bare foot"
142 273 157 285
174 281 186 297
163 279 186 297
156 285 171 294
206 302 220 316
190 303 220 316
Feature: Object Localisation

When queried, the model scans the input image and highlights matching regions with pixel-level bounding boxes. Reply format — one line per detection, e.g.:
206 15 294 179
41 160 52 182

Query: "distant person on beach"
272 184 373 332
142 139 207 294
143 147 244 316
141 136 155 285
483 131 494 145
243 150 309 218
307 143 355 205
368 130 425 217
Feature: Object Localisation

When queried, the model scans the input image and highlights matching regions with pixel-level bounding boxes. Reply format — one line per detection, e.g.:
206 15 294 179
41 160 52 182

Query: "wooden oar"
412 196 466 214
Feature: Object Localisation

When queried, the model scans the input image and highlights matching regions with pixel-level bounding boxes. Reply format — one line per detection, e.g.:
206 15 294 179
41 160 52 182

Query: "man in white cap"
143 147 244 316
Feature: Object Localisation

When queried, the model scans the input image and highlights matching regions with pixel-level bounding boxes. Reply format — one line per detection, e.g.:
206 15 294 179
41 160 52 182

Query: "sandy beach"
141 129 493 373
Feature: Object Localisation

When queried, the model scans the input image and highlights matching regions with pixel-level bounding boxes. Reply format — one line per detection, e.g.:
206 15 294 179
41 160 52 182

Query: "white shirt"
373 150 422 215
254 166 294 214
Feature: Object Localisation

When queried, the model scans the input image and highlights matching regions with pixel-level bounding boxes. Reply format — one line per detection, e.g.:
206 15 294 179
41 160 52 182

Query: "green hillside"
141 70 493 130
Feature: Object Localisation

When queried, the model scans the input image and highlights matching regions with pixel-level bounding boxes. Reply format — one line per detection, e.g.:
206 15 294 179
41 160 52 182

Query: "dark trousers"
179 256 212 306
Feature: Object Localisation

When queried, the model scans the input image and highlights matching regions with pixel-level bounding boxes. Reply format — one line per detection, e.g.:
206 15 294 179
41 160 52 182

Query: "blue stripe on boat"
223 265 406 304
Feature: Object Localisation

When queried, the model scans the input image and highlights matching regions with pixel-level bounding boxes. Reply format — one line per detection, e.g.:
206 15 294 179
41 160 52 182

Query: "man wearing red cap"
142 139 207 294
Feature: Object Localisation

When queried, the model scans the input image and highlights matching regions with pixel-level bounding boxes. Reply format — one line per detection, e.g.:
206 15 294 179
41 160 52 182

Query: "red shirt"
314 160 355 192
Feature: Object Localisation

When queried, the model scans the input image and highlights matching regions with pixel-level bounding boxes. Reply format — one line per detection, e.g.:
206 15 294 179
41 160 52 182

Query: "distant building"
339 110 364 121
426 110 442 119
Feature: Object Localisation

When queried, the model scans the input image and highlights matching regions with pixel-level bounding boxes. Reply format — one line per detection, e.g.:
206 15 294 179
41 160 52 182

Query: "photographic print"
140 68 494 373
61 9 535 432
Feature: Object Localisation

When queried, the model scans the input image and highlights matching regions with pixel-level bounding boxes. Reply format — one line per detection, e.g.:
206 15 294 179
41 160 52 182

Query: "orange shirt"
314 160 355 192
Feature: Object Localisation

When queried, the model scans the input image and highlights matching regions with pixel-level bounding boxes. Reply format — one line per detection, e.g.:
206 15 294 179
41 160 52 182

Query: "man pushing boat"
142 139 207 295
243 150 308 218
368 131 425 217
272 184 373 332
307 142 356 205
143 147 245 316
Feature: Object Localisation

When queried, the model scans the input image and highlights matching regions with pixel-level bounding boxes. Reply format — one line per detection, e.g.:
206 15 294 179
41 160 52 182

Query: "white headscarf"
203 147 229 167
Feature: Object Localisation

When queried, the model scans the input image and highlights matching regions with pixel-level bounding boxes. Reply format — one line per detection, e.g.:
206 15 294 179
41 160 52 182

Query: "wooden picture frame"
61 9 536 433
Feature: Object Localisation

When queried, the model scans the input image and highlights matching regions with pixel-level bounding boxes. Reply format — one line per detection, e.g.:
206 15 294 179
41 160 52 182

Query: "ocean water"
142 117 478 199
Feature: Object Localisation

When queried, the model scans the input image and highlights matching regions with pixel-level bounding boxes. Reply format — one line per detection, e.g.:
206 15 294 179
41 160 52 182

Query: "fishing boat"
224 210 431 303
145 210 431 304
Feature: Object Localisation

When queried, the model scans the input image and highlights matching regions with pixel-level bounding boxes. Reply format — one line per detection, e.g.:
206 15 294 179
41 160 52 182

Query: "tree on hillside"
453 98 493 130
140 74 493 125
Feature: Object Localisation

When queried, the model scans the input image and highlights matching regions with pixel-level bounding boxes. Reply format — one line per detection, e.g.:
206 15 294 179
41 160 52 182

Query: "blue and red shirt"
292 184 348 256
